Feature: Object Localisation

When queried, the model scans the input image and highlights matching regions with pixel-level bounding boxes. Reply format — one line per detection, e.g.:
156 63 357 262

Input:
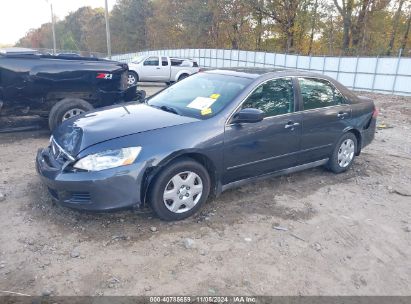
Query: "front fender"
141 148 221 204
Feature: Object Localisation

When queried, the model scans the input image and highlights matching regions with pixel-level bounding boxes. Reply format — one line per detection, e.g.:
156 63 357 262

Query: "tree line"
16 0 411 57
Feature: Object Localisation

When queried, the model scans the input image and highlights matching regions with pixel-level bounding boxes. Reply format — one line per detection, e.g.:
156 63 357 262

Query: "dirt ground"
0 87 410 296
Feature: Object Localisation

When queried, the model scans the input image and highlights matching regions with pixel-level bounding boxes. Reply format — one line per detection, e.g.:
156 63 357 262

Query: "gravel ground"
0 87 410 296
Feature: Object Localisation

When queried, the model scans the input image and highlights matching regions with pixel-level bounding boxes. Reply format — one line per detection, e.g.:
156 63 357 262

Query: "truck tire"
48 98 93 130
128 71 139 86
178 74 189 81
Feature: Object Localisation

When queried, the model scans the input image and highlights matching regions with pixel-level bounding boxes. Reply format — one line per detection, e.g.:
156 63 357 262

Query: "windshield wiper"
159 105 180 115
148 103 181 115
161 105 178 114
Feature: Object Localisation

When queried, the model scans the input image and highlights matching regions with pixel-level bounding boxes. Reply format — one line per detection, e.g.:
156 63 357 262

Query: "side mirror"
231 108 264 124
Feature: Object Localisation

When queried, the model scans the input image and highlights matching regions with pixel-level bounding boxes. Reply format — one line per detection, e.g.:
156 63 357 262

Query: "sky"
0 0 115 45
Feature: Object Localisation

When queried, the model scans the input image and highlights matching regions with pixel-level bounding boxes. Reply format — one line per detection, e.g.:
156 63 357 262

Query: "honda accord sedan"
36 68 377 221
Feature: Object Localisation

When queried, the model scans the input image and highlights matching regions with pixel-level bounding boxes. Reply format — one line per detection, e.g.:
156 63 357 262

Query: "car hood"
53 103 199 156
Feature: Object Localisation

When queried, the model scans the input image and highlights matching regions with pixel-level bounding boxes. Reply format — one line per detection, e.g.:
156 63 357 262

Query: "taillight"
372 107 379 118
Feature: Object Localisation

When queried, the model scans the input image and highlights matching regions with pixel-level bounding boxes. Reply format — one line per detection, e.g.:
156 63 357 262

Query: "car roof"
204 67 357 100
205 67 326 79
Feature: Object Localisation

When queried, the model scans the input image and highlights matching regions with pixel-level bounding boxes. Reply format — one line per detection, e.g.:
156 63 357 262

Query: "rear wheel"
149 158 210 221
128 71 139 86
48 98 93 130
178 74 189 81
327 132 357 173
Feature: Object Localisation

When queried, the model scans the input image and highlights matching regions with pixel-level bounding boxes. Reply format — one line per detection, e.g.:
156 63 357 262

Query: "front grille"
70 192 91 204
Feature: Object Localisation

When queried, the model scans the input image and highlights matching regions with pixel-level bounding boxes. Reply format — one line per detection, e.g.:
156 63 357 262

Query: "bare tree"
252 0 302 52
351 0 372 53
333 0 354 54
308 0 319 54
329 15 335 55
387 0 405 55
400 9 411 52
252 0 265 50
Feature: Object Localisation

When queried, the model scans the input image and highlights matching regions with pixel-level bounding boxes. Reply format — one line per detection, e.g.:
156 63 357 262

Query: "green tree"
110 0 152 53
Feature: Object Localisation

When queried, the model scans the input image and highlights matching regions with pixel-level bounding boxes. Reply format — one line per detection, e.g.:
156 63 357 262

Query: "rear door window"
161 57 169 66
299 78 346 110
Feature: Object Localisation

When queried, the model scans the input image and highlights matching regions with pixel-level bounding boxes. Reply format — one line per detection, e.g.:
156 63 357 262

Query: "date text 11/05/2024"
149 296 257 303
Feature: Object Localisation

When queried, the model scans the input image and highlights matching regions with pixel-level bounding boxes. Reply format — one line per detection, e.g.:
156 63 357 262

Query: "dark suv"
0 48 143 130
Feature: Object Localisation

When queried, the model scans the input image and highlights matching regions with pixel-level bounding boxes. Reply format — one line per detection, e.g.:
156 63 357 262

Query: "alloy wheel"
128 74 136 85
62 108 85 121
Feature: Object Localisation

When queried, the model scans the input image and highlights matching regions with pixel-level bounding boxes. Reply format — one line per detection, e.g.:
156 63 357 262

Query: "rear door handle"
285 122 300 129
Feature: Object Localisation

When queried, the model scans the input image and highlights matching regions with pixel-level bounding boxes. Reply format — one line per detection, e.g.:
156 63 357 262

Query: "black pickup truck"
0 48 144 130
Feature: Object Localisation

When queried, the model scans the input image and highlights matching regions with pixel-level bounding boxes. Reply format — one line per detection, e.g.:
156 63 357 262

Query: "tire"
327 132 358 173
48 98 93 130
128 71 139 86
149 158 210 221
178 74 189 81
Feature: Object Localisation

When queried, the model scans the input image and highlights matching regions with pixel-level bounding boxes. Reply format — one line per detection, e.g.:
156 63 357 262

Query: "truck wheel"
48 98 93 130
128 71 139 86
178 74 189 81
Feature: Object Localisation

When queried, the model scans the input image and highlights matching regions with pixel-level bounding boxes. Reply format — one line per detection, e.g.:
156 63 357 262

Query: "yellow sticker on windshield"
201 108 212 115
210 93 220 100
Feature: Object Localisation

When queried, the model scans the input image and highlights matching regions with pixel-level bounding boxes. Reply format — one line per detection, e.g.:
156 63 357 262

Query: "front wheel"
149 158 210 221
327 133 357 173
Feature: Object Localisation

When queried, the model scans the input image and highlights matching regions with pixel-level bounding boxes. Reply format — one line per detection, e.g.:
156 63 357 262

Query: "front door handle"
337 112 349 118
285 122 300 129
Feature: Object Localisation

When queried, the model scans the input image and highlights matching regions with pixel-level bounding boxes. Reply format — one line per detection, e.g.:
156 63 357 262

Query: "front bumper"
36 147 145 211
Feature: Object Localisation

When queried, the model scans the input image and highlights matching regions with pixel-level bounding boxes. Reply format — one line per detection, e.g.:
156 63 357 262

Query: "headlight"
73 147 142 171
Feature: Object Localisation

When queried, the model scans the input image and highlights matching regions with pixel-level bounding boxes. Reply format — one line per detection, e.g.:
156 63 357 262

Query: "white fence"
112 49 411 96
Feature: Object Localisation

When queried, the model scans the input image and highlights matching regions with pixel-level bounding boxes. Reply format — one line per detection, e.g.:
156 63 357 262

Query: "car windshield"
147 73 253 119
132 56 146 64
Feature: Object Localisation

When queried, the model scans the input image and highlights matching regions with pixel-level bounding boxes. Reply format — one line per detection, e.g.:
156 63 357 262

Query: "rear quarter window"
170 59 183 66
